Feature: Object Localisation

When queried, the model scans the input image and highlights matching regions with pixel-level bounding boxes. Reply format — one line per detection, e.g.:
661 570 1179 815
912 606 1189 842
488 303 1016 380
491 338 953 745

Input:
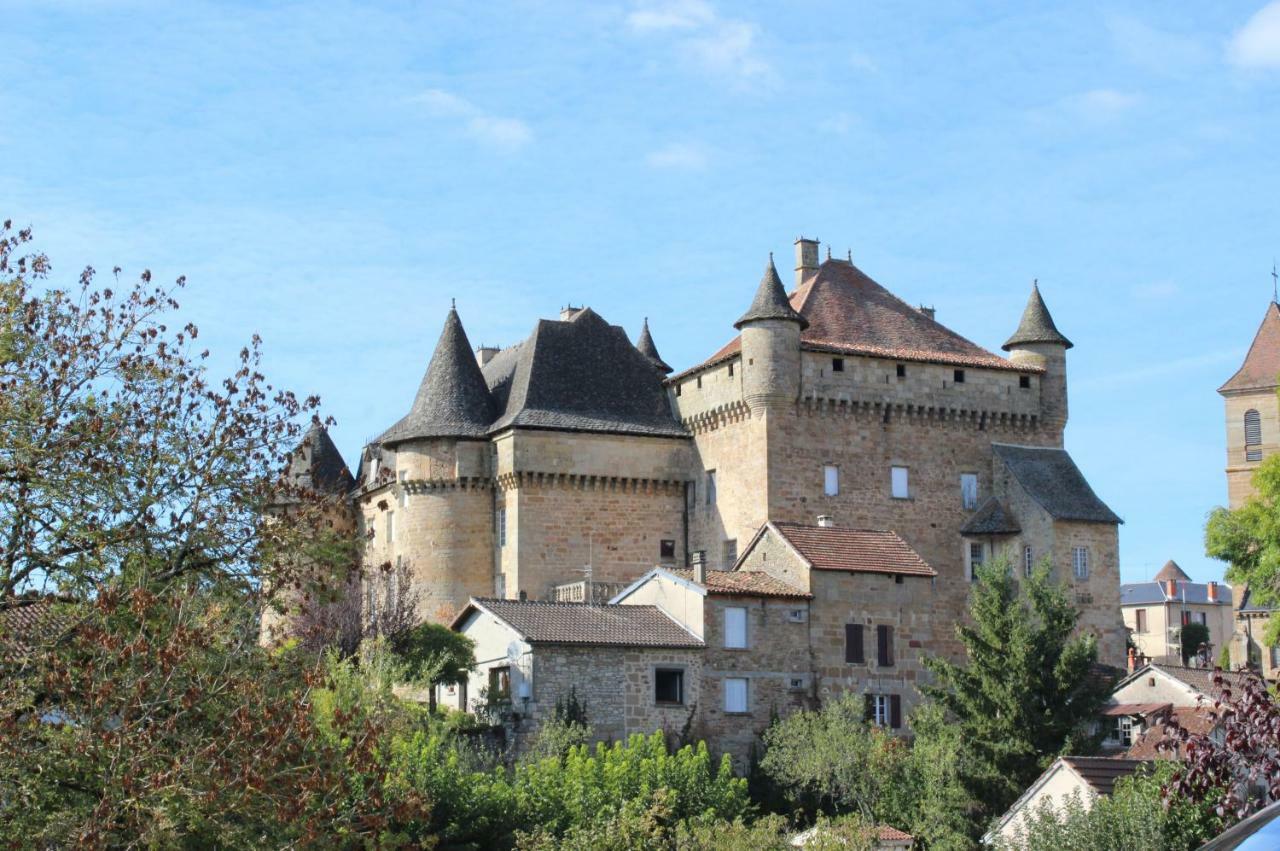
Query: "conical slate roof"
379 308 496 443
1003 282 1073 351
959 497 1021 536
1153 560 1192 583
279 423 354 501
734 255 808 330
1219 302 1280 394
635 318 673 374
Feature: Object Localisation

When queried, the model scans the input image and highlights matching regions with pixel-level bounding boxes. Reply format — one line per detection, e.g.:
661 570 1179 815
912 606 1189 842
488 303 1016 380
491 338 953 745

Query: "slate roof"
1061 757 1151 796
769 522 937 577
379 309 496 443
664 568 810 598
735 256 808 330
959 496 1021 536
458 598 702 648
1121 581 1232 606
682 258 1029 379
992 443 1122 524
1238 585 1275 614
1003 282 1073 351
482 308 687 438
288 424 354 495
0 597 78 664
1220 301 1280 393
1154 559 1192 583
635 318 673 374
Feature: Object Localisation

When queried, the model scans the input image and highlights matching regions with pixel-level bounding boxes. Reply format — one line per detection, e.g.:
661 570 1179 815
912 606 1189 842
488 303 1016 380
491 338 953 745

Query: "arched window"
1246 409 1263 461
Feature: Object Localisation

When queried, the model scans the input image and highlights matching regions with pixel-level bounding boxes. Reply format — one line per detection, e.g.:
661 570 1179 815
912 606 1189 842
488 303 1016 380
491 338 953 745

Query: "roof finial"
826 245 832 260
1272 260 1277 304
846 249 852 262
451 297 456 310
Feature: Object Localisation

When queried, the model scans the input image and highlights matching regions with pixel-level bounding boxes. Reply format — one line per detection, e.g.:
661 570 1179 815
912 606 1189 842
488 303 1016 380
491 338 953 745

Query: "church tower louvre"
735 253 807 415
1003 282 1072 440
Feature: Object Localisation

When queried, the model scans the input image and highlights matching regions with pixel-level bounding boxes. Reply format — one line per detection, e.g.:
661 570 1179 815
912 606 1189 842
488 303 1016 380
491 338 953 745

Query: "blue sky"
4 0 1280 584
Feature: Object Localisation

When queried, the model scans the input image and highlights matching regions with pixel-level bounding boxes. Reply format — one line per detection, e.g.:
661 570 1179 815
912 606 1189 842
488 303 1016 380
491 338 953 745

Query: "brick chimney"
1207 581 1218 603
794 237 819 288
691 550 707 584
1164 578 1178 598
817 515 835 528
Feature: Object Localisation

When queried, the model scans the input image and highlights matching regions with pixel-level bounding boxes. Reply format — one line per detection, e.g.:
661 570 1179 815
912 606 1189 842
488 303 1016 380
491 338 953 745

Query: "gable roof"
454 598 702 648
735 256 808 330
1060 757 1150 796
1121 580 1232 606
482 308 687 438
663 568 810 598
1003 282 1073 351
1154 560 1192 583
959 496 1022 536
635 318 673 374
379 308 496 444
1220 301 1280 394
681 258 1027 379
992 443 1122 525
1123 706 1219 760
767 522 937 577
1113 663 1257 702
0 597 78 664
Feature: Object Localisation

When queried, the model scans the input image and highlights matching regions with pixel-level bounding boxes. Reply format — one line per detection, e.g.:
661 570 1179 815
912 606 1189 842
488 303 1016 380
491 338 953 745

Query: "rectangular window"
399 470 409 507
891 466 909 499
728 362 734 377
496 507 507 548
724 607 747 649
1135 608 1147 633
724 677 748 713
877 624 894 667
675 383 682 397
960 473 978 510
655 668 684 704
865 694 902 729
724 538 738 568
1019 375 1031 389
845 624 864 664
386 511 396 544
1198 611 1208 626
660 539 676 560
1023 545 1034 577
896 363 906 379
488 666 511 701
686 481 696 511
706 470 717 506
1116 715 1134 747
953 369 965 384
1073 546 1090 580
1182 610 1192 627
696 376 702 389
824 464 840 496
969 542 985 582
832 357 845 372
365 579 379 627
388 556 402 613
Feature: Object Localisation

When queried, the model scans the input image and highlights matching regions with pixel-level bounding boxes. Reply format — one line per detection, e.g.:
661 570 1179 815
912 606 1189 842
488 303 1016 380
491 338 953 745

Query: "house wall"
1124 601 1234 664
1109 670 1201 707
1223 389 1280 509
615 571 707 639
994 764 1097 846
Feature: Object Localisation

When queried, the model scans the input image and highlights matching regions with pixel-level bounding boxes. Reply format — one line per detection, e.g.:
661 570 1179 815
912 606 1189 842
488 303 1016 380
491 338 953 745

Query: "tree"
1206 454 1280 645
389 620 476 710
1179 621 1212 666
922 560 1111 831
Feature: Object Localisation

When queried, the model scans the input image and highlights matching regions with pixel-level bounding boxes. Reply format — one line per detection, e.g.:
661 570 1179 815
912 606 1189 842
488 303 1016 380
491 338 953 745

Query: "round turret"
735 255 807 415
1004 282 1072 435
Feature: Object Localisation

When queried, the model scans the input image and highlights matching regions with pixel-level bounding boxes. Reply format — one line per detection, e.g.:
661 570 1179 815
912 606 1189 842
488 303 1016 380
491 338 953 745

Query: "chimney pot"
560 305 584 321
476 345 500 367
691 550 707 584
918 305 936 320
1207 581 1218 603
817 514 834 528
794 237 819 288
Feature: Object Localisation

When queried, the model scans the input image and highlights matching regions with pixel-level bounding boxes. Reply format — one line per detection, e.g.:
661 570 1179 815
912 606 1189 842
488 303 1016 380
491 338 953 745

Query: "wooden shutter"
1246 410 1262 446
845 624 864 664
864 694 874 722
877 625 894 667
889 694 902 729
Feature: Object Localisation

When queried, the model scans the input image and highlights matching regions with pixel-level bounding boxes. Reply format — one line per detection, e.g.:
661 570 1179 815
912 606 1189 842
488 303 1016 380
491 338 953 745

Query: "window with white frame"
1023 545 1034 577
891 466 909 499
968 542 984 581
871 694 891 727
724 607 747 649
386 511 395 544
496 507 507 548
724 677 748 713
1073 546 1090 579
960 473 978 510
1114 715 1135 747
824 465 840 496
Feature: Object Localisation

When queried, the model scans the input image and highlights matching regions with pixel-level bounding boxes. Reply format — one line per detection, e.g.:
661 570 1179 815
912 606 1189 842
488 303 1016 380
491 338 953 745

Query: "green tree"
389 621 477 710
1179 621 1212 665
922 560 1111 833
1207 454 1280 644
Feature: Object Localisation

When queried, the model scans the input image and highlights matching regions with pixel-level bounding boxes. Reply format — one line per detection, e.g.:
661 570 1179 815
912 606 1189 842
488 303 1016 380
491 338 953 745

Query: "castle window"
832 357 845 372
1246 409 1262 461
865 693 902 729
1073 546 1090 580
386 511 396 544
675 383 682 397
696 376 702 389
660 539 676 560
1024 545 1034 577
365 578 379 628
968 542 985 581
387 556 402 614
398 471 409 507
724 677 748 713
724 538 738 567
1019 375 1031 389
1135 608 1147 633
844 624 864 663
728 362 735 377
496 507 507 548
896 363 906 379
877 625 895 667
686 481 697 511
953 369 965 384
891 466 909 499
724 607 747 648
654 668 685 704
706 470 717 506
960 473 978 510
824 464 840 496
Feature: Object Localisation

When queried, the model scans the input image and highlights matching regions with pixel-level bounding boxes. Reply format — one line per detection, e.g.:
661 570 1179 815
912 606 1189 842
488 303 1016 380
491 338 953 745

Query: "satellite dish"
506 641 523 661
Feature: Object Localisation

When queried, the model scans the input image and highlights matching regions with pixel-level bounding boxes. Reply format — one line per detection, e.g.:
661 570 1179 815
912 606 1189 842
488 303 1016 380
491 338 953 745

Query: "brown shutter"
877 625 894 667
864 694 874 722
845 624 864 664
889 694 902 729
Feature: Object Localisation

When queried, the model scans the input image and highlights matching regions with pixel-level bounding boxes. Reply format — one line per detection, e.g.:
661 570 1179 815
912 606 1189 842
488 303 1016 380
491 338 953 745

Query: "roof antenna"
826 245 832 260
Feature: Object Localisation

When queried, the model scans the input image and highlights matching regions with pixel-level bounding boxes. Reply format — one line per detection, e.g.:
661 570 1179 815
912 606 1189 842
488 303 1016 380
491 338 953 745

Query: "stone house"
1121 560 1233 666
984 756 1151 846
1097 662 1245 754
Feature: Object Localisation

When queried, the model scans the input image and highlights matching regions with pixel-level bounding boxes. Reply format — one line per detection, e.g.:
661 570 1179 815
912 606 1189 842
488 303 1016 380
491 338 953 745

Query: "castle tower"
1219 301 1280 508
635 317 673 374
1003 282 1072 439
735 255 808 415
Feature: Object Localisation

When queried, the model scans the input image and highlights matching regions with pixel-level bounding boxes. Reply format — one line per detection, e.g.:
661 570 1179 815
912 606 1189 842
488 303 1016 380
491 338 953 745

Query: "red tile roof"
1153 559 1192 583
665 568 810 599
1220 301 1280 393
0 597 77 664
771 522 937 577
1124 706 1219 760
876 824 914 842
1060 756 1152 796
676 259 1032 379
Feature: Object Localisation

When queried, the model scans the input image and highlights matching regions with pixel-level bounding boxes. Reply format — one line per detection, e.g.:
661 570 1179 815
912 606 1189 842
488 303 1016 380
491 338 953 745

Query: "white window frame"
891 466 909 500
1073 546 1090 580
872 694 891 727
724 677 748 713
724 607 747 649
824 464 840 496
960 473 978 510
496 507 507 548
967 541 985 582
1023 545 1034 577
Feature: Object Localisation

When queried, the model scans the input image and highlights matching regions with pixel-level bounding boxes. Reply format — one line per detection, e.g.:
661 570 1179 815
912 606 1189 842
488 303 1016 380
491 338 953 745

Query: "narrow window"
845 624 865 664
724 677 748 713
960 473 978 509
876 624 894 667
896 363 906 379
824 464 840 496
832 357 845 372
706 470 717 506
953 369 965 384
1116 715 1134 746
1135 609 1147 633
1181 610 1192 627
891 466 909 499
386 511 396 544
675 383 682 397
1019 375 1031 389
496 507 507 548
398 470 409 507
969 542 985 582
1198 611 1208 626
1073 546 1090 579
488 666 511 701
387 556 402 613
1246 409 1263 461
728 362 735 377
655 668 684 704
365 578 379 627
723 538 738 568
696 376 702 389
660 539 676 560
686 481 697 511
724 607 747 649
1023 545 1034 577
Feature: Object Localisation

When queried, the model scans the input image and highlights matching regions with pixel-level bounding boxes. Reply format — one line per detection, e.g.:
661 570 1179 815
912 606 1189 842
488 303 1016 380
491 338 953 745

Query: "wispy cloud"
626 1 775 89
645 141 710 170
1229 1 1280 69
409 88 532 151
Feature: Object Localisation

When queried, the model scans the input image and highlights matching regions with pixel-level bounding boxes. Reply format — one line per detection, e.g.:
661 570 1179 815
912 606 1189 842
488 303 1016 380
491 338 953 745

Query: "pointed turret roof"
278 422 354 501
379 308 496 443
734 255 809 330
959 497 1022 536
1152 560 1192 583
1003 282 1073 351
1220 302 1280 394
635 318 673 374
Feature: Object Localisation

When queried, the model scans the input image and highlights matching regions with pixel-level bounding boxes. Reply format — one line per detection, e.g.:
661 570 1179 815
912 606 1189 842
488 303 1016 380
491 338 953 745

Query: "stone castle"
287 236 1125 671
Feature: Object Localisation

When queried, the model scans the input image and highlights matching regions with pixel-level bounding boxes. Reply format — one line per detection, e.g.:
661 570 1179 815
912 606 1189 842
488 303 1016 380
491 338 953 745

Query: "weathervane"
1272 260 1278 304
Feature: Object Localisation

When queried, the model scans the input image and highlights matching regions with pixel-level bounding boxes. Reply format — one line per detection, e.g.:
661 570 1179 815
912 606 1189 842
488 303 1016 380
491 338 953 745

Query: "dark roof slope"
482 308 686 437
993 443 1122 524
1121 581 1232 606
664 568 810 598
1003 282 1073 351
1238 585 1275 614
1220 302 1280 393
1155 664 1257 697
1061 757 1151 796
459 598 701 648
960 497 1022 536
380 309 495 443
1154 560 1192 583
0 597 78 664
735 256 808 330
635 318 673 374
288 424 355 495
770 522 937 577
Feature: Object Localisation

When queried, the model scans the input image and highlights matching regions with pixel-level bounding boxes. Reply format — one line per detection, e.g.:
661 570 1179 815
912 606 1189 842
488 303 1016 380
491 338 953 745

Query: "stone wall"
622 647 703 741
1223 389 1279 509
